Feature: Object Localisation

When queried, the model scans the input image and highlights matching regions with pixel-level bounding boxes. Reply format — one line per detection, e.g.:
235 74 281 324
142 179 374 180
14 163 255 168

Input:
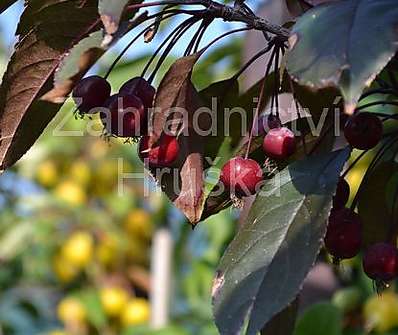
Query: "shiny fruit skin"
72 76 111 114
101 94 146 137
100 287 129 317
57 297 86 324
61 231 94 268
121 298 150 326
363 243 398 281
333 177 350 209
325 208 362 260
364 291 398 332
344 113 383 150
263 127 296 159
119 77 156 108
139 135 179 167
220 157 263 197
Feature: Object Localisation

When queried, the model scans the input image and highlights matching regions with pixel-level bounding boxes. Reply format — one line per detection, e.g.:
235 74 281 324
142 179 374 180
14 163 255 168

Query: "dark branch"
126 0 290 41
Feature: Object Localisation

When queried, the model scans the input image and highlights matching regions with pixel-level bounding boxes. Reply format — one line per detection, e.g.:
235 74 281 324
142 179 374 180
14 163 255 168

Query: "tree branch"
126 0 290 41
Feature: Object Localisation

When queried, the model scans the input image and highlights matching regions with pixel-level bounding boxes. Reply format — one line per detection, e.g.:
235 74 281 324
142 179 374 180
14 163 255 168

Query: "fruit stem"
350 134 398 210
232 42 274 80
184 19 208 56
244 43 276 159
147 17 200 83
200 27 251 54
359 88 395 101
104 11 180 79
273 43 280 118
356 100 398 111
193 18 213 52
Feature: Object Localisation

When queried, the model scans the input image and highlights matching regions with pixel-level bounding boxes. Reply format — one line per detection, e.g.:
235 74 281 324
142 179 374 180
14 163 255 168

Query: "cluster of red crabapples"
73 76 397 286
220 108 397 286
326 112 398 286
72 75 180 167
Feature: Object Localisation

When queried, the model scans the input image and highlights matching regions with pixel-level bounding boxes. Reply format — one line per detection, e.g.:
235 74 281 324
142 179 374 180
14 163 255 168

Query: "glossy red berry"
220 157 263 197
333 177 350 209
263 127 296 159
101 94 146 137
363 243 398 282
139 135 179 167
325 208 362 260
344 113 383 150
72 76 111 114
119 77 156 108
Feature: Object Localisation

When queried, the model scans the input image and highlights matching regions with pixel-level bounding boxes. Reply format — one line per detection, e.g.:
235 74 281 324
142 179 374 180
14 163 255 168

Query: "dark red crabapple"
119 77 156 108
72 75 111 114
344 113 383 150
220 157 263 197
101 93 146 137
263 127 296 159
333 177 350 209
325 208 362 260
363 243 398 282
139 134 179 167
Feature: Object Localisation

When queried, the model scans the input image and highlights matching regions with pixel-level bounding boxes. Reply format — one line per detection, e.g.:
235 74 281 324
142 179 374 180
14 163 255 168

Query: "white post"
150 227 173 329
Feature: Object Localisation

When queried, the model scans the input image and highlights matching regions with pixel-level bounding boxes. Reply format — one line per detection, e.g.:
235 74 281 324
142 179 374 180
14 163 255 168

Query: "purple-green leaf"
287 0 398 114
212 148 350 335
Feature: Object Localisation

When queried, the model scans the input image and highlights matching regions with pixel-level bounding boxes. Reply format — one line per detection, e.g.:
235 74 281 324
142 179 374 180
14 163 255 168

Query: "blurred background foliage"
1 1 398 335
0 3 240 334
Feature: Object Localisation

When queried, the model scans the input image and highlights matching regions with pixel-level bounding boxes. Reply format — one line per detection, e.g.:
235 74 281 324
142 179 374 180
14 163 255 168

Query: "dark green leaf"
293 303 342 335
212 148 350 335
287 0 398 113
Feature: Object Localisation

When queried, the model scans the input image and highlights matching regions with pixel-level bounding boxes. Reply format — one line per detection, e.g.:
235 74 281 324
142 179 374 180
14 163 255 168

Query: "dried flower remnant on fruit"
139 135 180 167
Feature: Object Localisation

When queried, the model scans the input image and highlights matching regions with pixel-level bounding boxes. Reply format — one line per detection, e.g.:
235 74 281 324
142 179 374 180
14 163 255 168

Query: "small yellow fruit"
57 297 86 324
95 234 119 266
126 236 149 265
69 160 91 186
124 209 153 240
36 160 58 187
364 291 398 332
52 254 79 283
100 287 129 317
48 330 69 335
55 180 86 206
61 231 94 268
121 298 150 326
